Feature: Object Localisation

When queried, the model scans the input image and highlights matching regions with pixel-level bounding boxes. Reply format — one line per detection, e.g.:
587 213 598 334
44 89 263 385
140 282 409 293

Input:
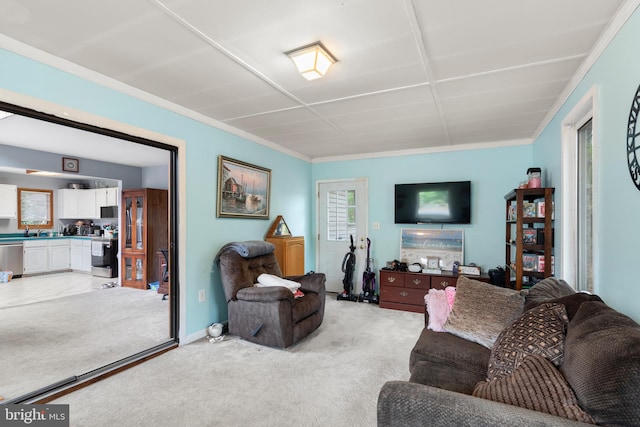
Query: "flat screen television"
394 181 471 224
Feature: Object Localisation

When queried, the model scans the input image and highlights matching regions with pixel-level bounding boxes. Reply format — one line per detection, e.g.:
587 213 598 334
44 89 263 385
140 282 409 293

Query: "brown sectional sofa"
377 278 640 426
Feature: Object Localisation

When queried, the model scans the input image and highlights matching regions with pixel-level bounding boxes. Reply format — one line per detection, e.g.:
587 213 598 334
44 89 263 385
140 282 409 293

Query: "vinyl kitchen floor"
0 272 111 308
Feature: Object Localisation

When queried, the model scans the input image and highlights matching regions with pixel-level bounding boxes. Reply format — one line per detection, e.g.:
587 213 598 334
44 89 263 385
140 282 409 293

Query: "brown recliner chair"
216 241 326 348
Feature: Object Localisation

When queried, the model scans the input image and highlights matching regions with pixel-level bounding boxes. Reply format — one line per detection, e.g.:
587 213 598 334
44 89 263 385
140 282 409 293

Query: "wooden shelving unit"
505 187 554 290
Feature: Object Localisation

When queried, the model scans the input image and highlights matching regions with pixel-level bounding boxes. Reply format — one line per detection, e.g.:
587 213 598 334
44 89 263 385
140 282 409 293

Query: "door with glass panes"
317 179 368 294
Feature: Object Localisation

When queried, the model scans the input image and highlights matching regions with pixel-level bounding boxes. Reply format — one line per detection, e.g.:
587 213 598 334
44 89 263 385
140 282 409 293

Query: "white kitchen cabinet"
58 189 97 219
70 240 83 270
49 239 70 271
82 240 92 272
95 187 118 208
58 189 79 219
23 240 48 274
70 239 92 272
77 189 96 218
0 184 17 218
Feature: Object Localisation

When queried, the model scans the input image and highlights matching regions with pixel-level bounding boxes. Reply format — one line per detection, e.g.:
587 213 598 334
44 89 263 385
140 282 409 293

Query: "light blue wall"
4 3 639 332
1 48 313 337
533 7 640 322
311 144 533 273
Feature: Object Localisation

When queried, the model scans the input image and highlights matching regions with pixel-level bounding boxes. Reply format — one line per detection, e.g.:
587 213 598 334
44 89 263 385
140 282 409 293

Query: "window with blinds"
327 189 356 241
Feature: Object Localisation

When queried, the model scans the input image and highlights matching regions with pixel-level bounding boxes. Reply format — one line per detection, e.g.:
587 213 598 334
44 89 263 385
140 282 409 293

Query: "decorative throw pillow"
524 277 575 311
473 354 595 424
443 276 525 348
445 286 456 309
487 302 568 381
425 289 451 332
561 301 640 426
543 292 603 321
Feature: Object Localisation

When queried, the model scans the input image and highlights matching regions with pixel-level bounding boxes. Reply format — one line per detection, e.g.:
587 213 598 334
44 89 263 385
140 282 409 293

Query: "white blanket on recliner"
256 273 301 293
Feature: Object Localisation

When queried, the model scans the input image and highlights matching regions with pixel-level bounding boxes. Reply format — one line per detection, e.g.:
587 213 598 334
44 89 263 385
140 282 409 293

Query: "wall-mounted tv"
394 181 471 224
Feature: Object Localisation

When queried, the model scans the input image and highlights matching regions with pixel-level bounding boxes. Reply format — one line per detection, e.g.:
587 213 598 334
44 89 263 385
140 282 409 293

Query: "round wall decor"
627 84 640 190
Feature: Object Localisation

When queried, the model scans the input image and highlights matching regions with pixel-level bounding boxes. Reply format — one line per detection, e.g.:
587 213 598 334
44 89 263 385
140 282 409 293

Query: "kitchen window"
17 187 53 229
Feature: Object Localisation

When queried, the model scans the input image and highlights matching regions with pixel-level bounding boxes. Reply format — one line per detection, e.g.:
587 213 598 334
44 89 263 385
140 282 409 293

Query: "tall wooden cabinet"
121 188 168 289
505 187 554 290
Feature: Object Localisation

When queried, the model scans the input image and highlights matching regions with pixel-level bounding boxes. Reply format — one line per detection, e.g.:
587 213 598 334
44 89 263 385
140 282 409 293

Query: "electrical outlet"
198 289 206 302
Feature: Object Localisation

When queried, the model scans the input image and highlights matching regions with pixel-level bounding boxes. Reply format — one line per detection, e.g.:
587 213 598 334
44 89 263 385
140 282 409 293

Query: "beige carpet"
0 286 169 400
52 296 424 427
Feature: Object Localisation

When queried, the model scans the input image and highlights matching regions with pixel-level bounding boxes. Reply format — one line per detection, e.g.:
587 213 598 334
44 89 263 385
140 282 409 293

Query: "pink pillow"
445 286 456 309
426 289 451 332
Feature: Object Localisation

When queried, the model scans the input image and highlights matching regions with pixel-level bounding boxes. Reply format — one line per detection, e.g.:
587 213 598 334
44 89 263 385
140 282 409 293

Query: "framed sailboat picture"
217 155 271 219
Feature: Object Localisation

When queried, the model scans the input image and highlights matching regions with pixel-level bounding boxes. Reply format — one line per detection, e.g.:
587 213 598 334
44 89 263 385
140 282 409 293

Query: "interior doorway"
0 101 179 403
317 179 368 295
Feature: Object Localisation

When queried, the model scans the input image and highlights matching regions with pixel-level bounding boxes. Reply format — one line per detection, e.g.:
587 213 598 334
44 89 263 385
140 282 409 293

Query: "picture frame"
459 265 481 276
62 157 79 173
266 215 292 237
217 155 271 219
400 228 464 271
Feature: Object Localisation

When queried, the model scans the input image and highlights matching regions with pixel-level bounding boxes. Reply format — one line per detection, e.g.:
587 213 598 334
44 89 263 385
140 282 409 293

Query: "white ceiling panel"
415 0 623 80
0 114 168 168
0 0 630 160
311 85 437 117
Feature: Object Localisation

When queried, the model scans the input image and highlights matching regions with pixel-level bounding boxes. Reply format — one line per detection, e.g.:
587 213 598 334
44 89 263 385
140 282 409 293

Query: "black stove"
91 237 118 278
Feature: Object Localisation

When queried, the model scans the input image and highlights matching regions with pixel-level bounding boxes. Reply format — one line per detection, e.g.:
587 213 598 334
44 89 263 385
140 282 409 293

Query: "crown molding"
312 138 532 163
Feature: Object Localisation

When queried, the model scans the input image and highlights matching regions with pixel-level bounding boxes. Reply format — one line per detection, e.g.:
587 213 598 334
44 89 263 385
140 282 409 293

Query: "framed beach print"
400 228 464 271
217 155 271 219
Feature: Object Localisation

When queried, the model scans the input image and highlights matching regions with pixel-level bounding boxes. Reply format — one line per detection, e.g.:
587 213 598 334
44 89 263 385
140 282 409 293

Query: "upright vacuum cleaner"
337 235 358 301
358 237 379 304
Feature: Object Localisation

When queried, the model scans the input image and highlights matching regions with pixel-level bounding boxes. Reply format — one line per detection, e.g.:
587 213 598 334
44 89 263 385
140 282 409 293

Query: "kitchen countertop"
0 234 94 243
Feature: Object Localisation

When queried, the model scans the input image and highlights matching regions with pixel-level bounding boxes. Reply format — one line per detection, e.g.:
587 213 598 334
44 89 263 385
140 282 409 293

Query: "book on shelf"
523 229 537 244
523 202 536 218
522 254 554 273
536 201 555 219
522 254 537 271
507 201 516 221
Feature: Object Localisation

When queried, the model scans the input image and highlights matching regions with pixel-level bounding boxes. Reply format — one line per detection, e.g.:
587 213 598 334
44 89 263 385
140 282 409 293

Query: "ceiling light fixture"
285 42 337 81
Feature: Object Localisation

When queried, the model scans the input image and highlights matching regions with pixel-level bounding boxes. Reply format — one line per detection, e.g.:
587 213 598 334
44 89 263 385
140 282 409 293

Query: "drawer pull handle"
387 277 395 283
440 281 448 287
400 291 408 297
413 279 421 285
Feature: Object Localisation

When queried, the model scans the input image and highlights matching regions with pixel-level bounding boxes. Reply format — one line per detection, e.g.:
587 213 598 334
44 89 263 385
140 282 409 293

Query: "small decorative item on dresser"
458 265 481 276
421 256 442 275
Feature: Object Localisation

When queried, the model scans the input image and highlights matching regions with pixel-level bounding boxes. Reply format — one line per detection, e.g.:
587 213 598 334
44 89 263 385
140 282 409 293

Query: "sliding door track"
4 341 178 404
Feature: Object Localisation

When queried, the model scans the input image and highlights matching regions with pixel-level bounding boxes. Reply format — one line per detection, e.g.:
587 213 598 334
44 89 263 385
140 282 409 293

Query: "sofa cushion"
473 354 595 424
524 277 575 311
561 301 640 426
410 327 491 395
543 292 603 320
487 303 568 381
443 276 525 348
